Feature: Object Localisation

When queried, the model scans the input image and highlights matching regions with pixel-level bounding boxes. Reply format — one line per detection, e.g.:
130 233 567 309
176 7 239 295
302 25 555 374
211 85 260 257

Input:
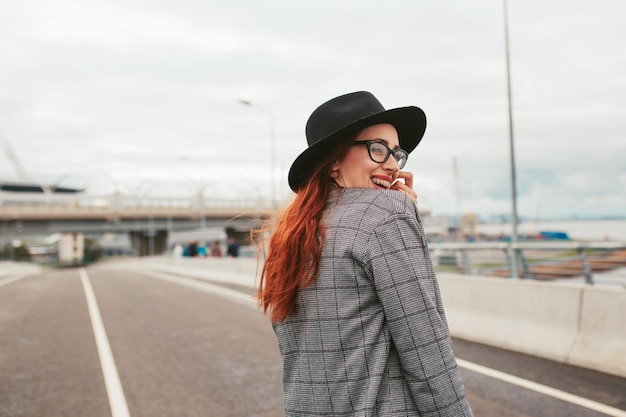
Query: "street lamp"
503 0 521 278
238 99 276 208
178 156 212 231
96 170 126 214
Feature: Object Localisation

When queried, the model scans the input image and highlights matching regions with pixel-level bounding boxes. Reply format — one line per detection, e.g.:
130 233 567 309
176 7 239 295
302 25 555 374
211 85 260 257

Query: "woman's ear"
330 161 345 187
330 161 340 179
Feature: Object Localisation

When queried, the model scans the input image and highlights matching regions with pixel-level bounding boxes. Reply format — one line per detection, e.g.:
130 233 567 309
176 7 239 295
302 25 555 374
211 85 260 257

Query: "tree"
0 242 31 261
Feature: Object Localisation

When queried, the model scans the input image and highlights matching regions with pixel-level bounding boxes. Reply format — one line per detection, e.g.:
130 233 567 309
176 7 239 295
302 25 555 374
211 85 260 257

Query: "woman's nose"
383 155 400 172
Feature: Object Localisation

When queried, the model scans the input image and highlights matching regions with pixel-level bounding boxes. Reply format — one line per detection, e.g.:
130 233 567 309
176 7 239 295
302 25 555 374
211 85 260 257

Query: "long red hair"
255 140 352 323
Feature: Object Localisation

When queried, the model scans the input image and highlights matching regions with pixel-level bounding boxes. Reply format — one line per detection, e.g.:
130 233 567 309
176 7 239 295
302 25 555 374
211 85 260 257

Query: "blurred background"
1 0 625 261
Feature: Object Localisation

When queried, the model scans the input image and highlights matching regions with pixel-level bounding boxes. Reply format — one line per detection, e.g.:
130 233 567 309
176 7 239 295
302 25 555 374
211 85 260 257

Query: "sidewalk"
0 261 42 279
108 256 261 289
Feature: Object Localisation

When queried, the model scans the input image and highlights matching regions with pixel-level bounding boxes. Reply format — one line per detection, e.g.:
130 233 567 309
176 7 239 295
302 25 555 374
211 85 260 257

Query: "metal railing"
0 193 274 220
429 240 626 284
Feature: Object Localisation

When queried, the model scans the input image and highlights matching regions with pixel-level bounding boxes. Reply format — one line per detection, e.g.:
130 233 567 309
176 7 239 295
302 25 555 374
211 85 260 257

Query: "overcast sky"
1 0 624 220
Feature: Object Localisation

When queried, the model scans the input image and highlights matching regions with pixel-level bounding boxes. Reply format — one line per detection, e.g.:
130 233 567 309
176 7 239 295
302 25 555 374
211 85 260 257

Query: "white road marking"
79 268 131 417
457 358 626 417
0 275 27 287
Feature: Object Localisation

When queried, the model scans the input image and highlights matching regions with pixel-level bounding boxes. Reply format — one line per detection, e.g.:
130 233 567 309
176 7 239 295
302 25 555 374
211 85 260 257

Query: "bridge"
0 192 274 255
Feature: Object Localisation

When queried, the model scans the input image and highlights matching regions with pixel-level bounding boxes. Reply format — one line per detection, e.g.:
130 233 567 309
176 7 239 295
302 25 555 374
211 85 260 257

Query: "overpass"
0 192 274 255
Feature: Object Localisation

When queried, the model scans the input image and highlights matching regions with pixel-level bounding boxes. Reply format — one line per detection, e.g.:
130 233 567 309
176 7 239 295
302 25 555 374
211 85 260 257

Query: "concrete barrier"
437 274 582 362
567 285 626 377
147 256 260 288
140 257 626 378
437 273 626 378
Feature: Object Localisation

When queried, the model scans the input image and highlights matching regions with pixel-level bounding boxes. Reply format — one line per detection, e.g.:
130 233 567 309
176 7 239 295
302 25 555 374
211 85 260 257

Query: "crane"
1 132 52 194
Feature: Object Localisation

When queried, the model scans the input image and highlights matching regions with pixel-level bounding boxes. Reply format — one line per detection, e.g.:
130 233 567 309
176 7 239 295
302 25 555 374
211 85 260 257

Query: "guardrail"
429 241 626 284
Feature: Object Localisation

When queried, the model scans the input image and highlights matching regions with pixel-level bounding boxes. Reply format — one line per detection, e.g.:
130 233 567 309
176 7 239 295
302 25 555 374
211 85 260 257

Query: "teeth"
372 178 391 189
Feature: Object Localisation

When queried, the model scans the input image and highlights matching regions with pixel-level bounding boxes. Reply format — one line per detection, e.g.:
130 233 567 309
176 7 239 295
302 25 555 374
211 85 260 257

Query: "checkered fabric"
273 188 473 417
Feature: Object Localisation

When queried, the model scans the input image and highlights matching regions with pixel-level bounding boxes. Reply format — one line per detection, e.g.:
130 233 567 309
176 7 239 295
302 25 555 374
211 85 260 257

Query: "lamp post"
238 99 276 208
178 156 211 231
503 0 521 278
97 170 124 215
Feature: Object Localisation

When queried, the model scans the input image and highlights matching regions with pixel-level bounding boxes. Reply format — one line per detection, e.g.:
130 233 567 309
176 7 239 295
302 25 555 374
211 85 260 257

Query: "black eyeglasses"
352 140 408 169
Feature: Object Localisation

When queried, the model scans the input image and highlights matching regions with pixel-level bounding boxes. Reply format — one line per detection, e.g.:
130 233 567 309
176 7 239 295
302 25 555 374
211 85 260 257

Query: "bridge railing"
429 240 626 284
0 193 274 219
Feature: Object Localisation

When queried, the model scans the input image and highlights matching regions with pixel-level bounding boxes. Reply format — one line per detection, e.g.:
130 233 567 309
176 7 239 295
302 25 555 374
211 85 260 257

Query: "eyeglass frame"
352 140 409 169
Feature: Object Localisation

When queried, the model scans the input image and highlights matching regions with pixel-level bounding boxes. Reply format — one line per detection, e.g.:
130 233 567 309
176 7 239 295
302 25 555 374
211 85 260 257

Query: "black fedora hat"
288 91 427 191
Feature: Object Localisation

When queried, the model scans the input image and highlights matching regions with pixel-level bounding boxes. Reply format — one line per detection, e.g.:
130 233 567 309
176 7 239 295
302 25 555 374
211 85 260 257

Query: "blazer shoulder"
341 188 416 215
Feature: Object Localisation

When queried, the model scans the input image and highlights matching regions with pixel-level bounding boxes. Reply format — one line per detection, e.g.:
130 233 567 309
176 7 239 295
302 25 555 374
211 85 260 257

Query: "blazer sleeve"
364 207 473 416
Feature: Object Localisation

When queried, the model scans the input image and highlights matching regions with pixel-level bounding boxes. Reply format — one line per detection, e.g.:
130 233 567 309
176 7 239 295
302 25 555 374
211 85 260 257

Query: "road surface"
1 262 625 417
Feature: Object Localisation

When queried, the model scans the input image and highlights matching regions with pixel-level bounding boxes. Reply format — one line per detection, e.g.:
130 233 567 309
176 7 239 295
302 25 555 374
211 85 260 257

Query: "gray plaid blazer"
273 188 473 417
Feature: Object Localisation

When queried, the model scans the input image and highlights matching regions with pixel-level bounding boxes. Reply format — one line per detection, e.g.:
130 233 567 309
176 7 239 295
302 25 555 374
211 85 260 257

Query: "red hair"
255 140 352 323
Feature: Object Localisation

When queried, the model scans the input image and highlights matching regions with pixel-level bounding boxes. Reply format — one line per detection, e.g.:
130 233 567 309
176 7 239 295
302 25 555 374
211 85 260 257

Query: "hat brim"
288 106 426 191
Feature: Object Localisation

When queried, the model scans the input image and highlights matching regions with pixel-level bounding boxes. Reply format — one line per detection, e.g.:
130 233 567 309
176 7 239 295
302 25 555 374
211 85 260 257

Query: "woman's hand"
391 171 418 204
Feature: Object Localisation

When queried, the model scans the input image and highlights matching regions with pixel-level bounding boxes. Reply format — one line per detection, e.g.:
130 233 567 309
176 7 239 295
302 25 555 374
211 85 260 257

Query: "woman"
257 91 473 416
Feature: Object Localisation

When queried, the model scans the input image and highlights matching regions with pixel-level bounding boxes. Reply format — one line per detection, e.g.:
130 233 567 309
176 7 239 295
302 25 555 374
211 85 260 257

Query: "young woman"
257 91 473 416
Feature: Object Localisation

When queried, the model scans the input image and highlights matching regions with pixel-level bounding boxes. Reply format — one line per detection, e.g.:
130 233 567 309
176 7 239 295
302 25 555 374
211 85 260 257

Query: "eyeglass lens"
368 142 407 168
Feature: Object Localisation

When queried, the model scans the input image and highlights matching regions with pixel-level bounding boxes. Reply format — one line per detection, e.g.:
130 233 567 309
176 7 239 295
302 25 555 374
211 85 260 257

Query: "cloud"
0 0 624 220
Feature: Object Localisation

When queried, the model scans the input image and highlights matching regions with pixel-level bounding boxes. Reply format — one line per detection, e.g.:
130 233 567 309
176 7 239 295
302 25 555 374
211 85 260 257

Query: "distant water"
476 219 626 242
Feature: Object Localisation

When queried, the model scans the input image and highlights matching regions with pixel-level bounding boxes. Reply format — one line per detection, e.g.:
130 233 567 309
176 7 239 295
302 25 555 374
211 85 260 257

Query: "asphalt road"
1 263 625 417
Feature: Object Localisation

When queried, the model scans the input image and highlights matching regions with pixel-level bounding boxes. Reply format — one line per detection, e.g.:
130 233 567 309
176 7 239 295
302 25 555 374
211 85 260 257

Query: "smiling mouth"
371 177 392 189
